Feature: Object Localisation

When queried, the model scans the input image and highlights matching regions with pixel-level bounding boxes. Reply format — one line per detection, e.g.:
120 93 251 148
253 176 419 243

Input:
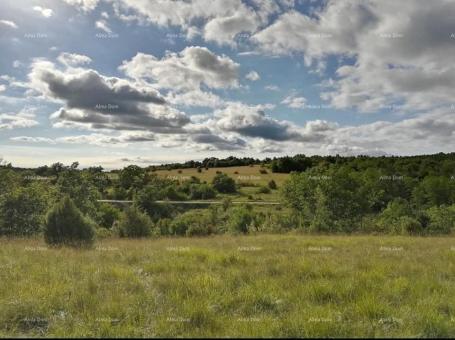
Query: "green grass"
1 235 455 337
154 165 289 187
153 165 287 202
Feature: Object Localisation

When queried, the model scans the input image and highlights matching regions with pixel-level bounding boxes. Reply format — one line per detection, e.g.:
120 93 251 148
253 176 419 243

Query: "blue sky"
1 0 454 168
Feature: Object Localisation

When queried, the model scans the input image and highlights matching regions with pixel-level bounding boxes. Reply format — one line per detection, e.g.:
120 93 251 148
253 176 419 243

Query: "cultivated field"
1 235 455 337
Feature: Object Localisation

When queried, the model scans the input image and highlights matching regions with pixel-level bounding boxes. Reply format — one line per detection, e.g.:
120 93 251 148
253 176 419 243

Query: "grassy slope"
153 165 289 186
1 235 455 337
153 165 288 202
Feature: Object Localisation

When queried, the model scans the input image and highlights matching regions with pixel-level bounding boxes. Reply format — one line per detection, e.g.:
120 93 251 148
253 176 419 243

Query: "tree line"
0 152 454 246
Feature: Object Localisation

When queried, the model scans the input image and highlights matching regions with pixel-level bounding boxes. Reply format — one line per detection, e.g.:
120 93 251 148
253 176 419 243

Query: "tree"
56 164 100 218
425 205 455 234
309 186 333 233
44 196 95 246
227 205 254 234
212 173 236 193
412 176 455 209
377 198 413 234
0 183 50 236
188 183 216 200
117 206 153 238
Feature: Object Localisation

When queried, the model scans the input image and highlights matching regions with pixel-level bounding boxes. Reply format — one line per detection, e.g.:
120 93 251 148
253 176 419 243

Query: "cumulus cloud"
245 71 260 81
95 19 112 33
33 6 53 18
0 111 38 130
28 59 190 132
265 85 279 91
120 46 240 90
62 0 99 12
165 89 224 108
252 0 455 112
0 20 18 29
281 94 306 108
190 133 247 151
214 102 306 141
109 0 290 45
57 53 92 67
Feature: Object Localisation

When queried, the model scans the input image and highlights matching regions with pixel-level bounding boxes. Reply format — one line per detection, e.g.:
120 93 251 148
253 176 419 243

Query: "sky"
0 0 455 168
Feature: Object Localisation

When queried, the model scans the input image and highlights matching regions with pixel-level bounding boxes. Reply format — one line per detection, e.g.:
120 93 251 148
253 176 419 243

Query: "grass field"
154 165 289 187
152 165 288 202
1 235 455 337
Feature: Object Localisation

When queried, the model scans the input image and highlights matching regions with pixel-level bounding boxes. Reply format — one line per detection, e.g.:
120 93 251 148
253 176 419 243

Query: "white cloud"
245 71 260 81
57 52 92 67
0 110 39 130
61 0 99 12
165 89 224 108
120 46 240 90
281 94 306 108
95 19 112 33
265 85 279 91
33 6 53 18
0 20 18 29
252 0 455 112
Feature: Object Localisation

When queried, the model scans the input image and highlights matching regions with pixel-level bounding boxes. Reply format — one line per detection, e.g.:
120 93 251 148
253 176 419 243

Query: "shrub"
212 173 236 193
44 196 95 246
95 227 114 239
117 206 153 238
227 205 254 234
425 205 455 234
259 169 268 174
397 216 423 235
256 186 271 194
169 210 212 236
189 183 216 200
377 198 413 234
97 203 120 229
154 218 172 236
268 180 277 190
222 197 232 211
135 186 174 221
0 184 50 236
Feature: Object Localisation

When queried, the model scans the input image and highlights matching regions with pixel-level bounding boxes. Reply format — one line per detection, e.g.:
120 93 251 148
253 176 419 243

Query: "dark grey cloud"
30 60 190 132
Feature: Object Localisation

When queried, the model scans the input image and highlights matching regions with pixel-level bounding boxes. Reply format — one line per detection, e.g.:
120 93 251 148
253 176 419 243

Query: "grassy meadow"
1 234 455 337
153 165 289 186
152 165 289 202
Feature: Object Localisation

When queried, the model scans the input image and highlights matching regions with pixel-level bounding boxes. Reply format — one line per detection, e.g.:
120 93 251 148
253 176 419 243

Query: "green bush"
44 196 95 246
227 205 254 234
256 186 271 194
169 210 212 236
377 198 413 234
0 184 50 236
397 216 423 235
97 203 121 229
268 180 277 190
135 186 174 221
212 173 236 193
95 227 114 239
189 183 216 200
117 206 153 238
425 205 455 234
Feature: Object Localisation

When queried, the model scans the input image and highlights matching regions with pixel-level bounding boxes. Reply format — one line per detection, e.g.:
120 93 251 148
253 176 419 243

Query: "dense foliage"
1 152 455 241
44 196 95 246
